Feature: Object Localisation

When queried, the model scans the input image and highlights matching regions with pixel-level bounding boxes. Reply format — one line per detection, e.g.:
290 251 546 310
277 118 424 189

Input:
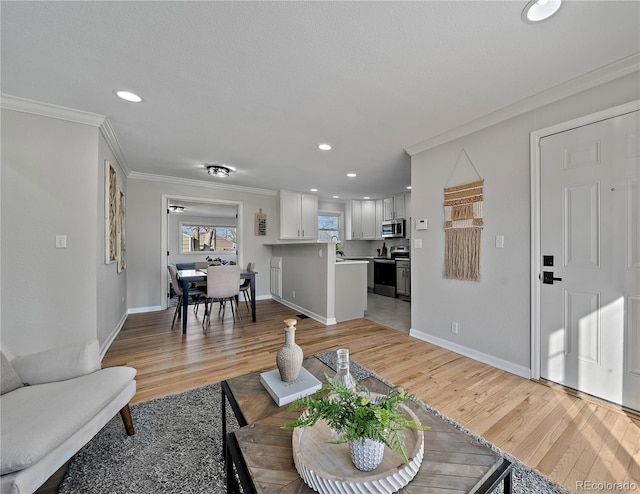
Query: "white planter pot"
349 438 385 471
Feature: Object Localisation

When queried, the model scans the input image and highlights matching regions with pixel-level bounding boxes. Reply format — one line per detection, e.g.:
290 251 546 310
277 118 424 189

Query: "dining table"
176 268 257 334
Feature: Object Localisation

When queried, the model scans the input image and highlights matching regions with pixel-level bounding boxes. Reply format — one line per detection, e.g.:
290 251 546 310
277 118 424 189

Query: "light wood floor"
104 299 640 494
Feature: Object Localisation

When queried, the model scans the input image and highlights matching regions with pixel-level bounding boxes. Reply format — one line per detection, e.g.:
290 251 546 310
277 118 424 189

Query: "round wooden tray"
291 400 424 494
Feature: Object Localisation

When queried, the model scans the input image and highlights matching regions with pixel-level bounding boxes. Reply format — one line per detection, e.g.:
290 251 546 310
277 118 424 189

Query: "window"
181 225 236 253
317 213 341 242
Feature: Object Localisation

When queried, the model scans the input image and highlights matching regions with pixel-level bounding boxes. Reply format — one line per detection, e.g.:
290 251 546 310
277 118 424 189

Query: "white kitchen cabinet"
404 193 411 221
270 257 282 297
383 194 406 220
279 190 318 240
375 199 384 239
345 199 376 240
361 200 376 239
396 259 410 298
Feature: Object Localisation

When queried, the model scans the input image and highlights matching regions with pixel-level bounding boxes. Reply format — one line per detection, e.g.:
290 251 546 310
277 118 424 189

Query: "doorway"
531 101 640 411
160 194 243 310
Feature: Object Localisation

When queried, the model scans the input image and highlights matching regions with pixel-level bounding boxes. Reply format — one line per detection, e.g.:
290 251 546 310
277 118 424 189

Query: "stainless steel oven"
373 246 409 297
373 258 396 297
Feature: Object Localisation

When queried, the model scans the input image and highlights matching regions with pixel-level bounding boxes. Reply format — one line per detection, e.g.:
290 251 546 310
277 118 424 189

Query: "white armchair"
0 339 137 494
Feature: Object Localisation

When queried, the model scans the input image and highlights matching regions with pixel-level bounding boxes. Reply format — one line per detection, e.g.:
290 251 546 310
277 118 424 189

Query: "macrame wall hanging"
443 150 484 281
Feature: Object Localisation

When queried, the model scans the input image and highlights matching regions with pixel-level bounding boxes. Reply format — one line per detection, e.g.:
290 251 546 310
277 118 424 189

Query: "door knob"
542 271 563 284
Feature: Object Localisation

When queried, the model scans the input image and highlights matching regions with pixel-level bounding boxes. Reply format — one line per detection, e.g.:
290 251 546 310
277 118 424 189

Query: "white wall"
1 109 104 354
409 72 640 376
126 177 278 311
97 134 128 349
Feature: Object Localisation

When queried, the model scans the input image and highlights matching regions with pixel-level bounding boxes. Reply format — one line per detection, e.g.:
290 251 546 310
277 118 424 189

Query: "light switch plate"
414 238 423 249
55 235 67 248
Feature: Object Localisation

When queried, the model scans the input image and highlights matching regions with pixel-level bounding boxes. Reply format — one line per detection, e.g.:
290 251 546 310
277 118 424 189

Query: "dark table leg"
249 275 256 322
222 381 251 494
181 276 189 335
478 459 513 493
226 432 255 494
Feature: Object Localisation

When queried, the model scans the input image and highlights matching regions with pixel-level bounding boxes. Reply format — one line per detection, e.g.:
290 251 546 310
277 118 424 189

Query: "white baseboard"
272 297 337 326
409 329 531 379
100 311 128 359
128 305 162 314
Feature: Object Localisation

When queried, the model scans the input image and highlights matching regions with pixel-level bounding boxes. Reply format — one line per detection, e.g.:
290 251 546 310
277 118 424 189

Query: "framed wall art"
105 160 118 264
117 188 126 272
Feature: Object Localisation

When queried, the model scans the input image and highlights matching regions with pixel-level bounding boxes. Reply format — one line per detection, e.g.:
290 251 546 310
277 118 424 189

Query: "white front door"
539 109 640 411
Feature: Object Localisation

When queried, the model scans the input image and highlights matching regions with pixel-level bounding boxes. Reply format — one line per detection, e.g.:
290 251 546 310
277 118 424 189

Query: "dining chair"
203 264 243 332
167 264 207 327
239 261 254 311
194 261 210 291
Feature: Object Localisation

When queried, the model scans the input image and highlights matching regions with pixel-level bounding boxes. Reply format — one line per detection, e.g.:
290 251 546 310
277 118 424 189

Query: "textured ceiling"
2 1 639 200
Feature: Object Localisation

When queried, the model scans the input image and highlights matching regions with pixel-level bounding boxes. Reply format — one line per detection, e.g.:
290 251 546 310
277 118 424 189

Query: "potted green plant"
282 375 430 471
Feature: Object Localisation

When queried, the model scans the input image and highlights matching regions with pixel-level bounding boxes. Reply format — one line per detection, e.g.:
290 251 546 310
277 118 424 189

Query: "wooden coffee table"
222 357 512 493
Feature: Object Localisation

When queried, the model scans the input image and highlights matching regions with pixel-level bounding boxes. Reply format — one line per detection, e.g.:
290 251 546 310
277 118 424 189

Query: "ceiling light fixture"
522 0 561 23
310 188 318 192
406 186 412 190
169 205 185 212
318 143 332 151
347 173 356 178
113 90 143 103
333 195 340 199
207 164 232 177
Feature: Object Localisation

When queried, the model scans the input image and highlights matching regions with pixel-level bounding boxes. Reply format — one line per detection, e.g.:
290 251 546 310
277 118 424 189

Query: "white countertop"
335 259 369 265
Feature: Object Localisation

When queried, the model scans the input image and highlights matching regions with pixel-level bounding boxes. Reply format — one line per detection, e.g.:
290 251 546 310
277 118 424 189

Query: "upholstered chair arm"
10 339 102 385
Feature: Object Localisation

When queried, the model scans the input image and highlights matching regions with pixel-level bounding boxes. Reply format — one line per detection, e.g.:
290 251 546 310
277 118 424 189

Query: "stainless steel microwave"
381 219 405 238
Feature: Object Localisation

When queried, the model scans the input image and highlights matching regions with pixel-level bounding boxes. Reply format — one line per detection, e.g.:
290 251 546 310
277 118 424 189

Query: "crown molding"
0 93 105 127
128 171 278 197
1 94 131 175
405 52 640 156
99 119 131 176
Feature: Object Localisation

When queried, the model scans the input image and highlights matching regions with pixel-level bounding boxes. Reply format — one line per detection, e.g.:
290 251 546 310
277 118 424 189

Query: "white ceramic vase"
349 437 385 472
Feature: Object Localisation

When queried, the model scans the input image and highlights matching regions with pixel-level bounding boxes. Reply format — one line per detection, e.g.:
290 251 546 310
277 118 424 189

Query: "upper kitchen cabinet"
346 200 376 240
279 190 318 240
375 199 384 239
383 194 407 220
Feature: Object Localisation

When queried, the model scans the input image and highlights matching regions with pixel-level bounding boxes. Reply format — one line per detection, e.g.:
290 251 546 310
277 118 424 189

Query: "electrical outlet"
451 321 459 334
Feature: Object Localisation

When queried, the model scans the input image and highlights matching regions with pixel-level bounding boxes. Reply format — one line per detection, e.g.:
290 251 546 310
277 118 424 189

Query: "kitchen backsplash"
340 238 410 257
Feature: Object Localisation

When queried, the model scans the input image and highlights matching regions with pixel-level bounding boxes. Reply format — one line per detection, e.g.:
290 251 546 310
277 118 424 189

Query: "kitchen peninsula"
268 242 367 325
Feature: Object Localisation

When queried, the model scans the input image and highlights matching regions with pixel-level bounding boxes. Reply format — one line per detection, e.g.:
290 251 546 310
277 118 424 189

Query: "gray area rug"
59 353 568 493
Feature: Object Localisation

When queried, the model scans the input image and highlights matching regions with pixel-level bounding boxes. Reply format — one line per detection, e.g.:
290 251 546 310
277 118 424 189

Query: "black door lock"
542 271 562 284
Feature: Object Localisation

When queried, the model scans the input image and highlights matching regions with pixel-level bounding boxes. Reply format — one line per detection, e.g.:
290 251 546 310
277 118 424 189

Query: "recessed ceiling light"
522 0 561 23
318 143 332 151
347 173 356 178
363 196 370 200
113 90 143 103
333 195 340 199
406 186 412 190
310 188 318 192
